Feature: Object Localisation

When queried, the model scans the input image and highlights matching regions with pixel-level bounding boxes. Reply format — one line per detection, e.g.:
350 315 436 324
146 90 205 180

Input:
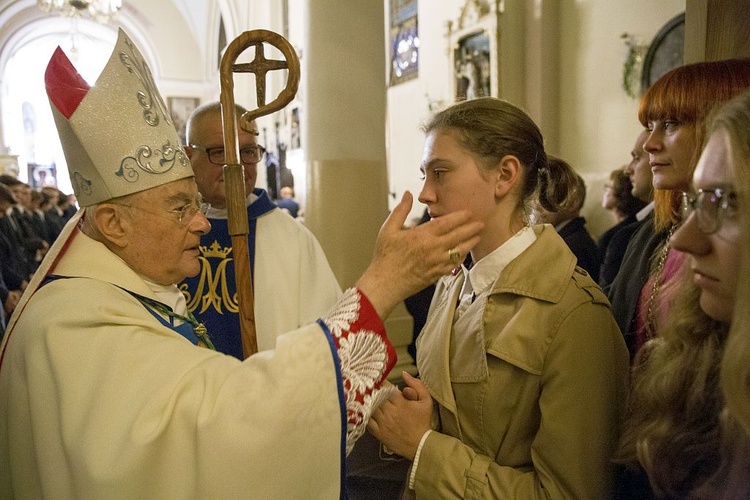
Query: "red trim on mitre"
45 47 90 119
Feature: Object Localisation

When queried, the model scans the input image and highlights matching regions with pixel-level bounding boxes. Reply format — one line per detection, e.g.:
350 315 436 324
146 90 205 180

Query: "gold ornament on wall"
620 33 647 99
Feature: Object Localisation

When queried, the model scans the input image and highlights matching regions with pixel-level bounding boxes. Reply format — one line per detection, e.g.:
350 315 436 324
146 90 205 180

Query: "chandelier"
37 0 123 24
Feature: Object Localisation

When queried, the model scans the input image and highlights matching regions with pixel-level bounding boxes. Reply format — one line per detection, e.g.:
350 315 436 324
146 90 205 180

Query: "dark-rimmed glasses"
680 188 737 234
190 144 266 166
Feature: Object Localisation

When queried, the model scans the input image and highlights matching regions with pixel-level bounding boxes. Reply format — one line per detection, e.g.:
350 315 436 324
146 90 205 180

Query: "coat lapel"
416 273 463 417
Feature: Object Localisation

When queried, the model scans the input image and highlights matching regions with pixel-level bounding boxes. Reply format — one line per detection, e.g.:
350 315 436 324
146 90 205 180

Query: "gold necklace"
645 223 676 340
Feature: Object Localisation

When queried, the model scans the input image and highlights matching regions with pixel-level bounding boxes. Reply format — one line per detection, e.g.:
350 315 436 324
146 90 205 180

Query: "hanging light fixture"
37 0 123 24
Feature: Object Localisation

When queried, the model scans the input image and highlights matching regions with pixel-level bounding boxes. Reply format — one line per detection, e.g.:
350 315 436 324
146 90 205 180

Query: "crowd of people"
0 176 76 334
1 25 750 499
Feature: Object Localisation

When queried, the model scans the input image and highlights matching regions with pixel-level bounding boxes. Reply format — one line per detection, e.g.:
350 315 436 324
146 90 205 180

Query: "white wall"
559 0 684 236
386 0 685 233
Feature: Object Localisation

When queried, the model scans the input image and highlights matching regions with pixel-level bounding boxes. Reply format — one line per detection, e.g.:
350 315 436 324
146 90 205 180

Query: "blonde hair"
617 277 727 497
716 90 750 437
712 91 750 500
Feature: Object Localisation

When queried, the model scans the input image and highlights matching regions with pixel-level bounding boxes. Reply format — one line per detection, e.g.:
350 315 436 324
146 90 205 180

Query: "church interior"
1 0 749 495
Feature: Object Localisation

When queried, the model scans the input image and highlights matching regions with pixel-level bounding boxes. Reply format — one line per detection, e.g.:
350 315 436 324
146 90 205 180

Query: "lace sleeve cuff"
321 287 397 455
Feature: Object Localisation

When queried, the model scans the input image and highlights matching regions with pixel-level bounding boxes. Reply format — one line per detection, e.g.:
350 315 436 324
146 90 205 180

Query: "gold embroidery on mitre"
116 140 189 182
119 36 172 128
71 172 93 196
182 241 239 315
48 28 194 206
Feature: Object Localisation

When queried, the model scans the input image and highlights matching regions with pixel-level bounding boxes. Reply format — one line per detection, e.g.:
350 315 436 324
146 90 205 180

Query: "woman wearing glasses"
616 89 750 498
716 89 750 498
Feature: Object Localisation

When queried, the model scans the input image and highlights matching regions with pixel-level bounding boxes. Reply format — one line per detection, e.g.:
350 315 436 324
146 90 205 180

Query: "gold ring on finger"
448 247 461 265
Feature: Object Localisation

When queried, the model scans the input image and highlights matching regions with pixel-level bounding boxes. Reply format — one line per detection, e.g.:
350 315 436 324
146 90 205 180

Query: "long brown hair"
617 278 728 497
619 88 750 500
711 89 750 499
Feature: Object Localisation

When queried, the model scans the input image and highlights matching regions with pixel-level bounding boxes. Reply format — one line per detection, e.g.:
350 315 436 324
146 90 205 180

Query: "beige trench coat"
411 225 629 499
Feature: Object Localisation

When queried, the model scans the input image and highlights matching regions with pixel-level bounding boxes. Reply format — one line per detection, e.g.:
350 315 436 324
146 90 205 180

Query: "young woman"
714 90 750 499
617 89 750 499
368 97 629 498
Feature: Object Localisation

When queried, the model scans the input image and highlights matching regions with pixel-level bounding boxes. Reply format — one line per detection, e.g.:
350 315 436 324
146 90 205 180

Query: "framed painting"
447 0 501 100
27 162 57 189
168 97 200 146
454 31 491 100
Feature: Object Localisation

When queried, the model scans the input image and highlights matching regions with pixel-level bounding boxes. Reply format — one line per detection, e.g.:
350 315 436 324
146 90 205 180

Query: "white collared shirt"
636 201 655 221
455 225 537 320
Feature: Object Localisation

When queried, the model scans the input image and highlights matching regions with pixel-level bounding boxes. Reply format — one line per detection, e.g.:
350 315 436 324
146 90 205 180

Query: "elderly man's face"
118 178 210 285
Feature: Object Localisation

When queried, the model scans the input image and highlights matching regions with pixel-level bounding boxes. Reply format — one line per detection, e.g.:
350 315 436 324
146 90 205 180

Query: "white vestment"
0 213 393 499
253 207 342 350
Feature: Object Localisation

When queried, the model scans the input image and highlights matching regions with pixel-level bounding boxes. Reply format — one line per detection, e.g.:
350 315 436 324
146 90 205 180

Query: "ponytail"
537 155 582 213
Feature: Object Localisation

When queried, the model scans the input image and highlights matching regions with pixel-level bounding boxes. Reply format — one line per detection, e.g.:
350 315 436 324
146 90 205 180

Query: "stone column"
303 0 414 374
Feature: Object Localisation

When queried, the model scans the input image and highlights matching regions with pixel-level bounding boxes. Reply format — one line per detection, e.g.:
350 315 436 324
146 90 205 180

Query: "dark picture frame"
641 13 685 94
27 162 57 189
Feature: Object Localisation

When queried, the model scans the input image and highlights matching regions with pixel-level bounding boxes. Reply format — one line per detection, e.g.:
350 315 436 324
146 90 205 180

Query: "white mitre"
45 28 192 207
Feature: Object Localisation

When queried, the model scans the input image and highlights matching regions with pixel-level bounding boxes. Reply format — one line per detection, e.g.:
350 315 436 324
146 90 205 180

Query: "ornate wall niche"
447 0 501 101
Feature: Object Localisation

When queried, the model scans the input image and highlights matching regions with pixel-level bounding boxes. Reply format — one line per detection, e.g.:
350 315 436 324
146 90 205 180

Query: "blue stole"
141 306 201 346
180 189 277 359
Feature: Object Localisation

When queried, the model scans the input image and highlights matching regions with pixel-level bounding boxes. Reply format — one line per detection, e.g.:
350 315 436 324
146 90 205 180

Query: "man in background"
182 102 341 357
276 185 300 218
606 129 663 359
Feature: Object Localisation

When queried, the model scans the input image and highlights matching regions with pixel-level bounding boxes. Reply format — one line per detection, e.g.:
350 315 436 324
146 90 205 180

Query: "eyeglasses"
113 197 210 227
190 144 266 166
680 188 737 234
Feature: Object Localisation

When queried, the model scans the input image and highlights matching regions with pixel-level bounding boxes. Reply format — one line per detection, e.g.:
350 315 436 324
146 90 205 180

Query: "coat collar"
417 225 578 420
488 224 576 303
417 272 464 417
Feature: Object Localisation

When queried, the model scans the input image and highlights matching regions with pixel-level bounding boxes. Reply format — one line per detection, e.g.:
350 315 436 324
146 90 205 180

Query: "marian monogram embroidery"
181 241 238 314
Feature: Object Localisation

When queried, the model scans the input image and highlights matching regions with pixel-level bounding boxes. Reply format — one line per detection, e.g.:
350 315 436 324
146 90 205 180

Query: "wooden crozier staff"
219 30 300 358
